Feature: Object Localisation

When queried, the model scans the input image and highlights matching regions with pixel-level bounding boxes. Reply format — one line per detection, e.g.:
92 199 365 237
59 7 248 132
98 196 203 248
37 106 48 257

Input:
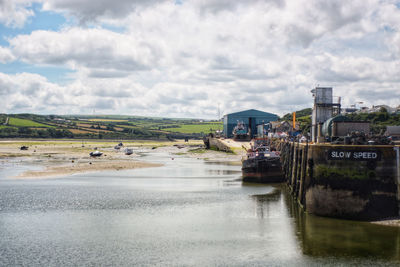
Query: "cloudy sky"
0 0 399 118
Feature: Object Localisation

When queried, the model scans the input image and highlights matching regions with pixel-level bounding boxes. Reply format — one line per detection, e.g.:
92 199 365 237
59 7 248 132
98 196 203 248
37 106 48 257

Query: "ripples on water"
0 152 399 266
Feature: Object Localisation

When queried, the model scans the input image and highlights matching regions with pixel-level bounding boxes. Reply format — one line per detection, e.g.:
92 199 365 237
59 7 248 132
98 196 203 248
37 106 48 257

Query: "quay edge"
278 141 400 221
204 135 400 221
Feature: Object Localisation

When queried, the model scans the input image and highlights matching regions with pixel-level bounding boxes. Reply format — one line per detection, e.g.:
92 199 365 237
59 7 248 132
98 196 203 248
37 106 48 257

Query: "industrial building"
223 109 278 138
311 87 375 142
311 87 341 142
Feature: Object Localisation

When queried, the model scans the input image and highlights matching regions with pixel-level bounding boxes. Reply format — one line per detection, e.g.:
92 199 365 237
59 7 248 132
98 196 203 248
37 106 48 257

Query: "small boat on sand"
115 143 124 150
124 148 133 155
90 150 103 157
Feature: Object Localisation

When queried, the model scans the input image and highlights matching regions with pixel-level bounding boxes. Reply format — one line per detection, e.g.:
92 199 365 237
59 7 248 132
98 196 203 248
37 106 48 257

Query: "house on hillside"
371 105 397 114
270 121 300 132
385 126 400 139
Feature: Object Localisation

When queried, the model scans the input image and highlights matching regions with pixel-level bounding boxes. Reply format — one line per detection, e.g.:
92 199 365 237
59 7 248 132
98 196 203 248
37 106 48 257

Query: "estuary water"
0 151 399 266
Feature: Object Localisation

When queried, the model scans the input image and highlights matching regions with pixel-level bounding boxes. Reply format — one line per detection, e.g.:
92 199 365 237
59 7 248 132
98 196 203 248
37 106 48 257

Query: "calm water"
0 151 399 266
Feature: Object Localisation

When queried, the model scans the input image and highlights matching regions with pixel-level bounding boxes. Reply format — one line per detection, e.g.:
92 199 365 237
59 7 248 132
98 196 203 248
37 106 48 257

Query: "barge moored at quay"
205 87 400 221
241 141 284 183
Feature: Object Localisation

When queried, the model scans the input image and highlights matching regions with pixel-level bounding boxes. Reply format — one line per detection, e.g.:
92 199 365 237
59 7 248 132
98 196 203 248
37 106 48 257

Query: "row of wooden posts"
278 141 310 209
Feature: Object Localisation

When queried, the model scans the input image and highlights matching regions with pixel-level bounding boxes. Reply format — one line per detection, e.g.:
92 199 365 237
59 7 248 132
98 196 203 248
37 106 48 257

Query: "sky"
0 0 399 119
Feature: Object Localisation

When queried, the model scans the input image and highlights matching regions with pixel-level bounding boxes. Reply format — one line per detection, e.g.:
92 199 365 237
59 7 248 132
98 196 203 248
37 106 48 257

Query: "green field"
88 119 129 122
1 113 224 138
8 117 50 127
0 125 16 129
166 123 222 134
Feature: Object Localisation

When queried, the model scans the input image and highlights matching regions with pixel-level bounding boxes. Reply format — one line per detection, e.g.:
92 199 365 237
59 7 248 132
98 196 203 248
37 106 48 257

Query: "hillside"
282 108 312 121
281 108 312 134
0 114 222 139
2 108 398 139
281 107 400 134
346 109 400 134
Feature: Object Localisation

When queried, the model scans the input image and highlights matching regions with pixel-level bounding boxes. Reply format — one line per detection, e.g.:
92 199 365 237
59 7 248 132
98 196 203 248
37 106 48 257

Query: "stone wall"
204 136 233 153
280 142 399 220
333 121 370 136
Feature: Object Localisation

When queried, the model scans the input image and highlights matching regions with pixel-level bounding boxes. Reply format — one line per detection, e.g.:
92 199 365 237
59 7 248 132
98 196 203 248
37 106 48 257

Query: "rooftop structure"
311 87 341 142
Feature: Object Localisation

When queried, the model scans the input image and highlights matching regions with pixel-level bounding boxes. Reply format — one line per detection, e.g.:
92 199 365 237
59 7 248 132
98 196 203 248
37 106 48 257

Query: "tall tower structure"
311 87 341 142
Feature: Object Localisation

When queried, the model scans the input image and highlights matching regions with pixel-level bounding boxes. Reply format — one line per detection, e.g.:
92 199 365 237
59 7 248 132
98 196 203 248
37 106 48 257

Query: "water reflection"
203 161 241 166
206 169 241 175
252 185 400 262
1 151 400 266
252 188 282 219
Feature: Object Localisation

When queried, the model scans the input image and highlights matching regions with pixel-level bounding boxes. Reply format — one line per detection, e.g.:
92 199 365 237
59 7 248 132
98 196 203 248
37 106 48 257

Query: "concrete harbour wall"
203 136 235 153
279 142 399 220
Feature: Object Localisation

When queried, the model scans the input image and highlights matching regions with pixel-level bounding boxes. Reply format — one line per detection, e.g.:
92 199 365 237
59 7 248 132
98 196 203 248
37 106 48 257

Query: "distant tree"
282 108 312 121
0 127 18 137
18 127 32 135
379 107 388 113
37 129 49 138
46 128 56 137
106 124 115 131
373 112 389 123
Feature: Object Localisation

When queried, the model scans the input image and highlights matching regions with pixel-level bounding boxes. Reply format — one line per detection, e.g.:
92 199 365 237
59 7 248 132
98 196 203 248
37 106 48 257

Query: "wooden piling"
298 143 308 207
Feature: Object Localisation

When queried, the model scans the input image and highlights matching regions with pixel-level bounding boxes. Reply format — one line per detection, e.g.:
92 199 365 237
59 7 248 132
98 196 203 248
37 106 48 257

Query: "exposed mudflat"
371 218 400 227
0 139 241 179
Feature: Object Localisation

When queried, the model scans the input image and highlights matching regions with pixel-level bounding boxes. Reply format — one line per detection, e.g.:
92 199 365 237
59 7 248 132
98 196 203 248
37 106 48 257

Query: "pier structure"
206 85 399 221
203 135 251 154
278 141 400 220
204 135 399 220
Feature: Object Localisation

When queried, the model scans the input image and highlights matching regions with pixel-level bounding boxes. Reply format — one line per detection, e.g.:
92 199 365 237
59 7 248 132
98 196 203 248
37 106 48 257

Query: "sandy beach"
17 160 162 179
0 139 242 179
371 219 400 227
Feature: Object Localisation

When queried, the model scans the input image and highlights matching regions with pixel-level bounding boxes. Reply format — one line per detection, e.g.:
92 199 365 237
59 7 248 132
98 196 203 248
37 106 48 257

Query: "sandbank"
371 218 400 227
17 160 162 179
0 139 241 178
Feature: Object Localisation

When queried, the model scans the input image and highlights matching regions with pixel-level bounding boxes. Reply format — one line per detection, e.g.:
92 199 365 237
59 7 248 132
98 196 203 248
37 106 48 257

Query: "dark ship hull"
242 157 284 183
233 134 250 141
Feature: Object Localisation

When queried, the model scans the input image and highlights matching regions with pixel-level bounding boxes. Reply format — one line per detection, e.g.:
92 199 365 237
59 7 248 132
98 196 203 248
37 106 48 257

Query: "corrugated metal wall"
223 109 278 138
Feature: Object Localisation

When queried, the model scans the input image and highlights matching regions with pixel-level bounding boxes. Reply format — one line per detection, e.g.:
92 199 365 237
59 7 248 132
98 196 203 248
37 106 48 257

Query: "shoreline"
0 139 241 179
371 218 400 227
16 160 163 179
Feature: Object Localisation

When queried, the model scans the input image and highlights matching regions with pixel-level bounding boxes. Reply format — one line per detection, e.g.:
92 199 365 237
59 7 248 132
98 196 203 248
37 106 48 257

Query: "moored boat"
89 150 103 157
124 148 133 155
233 121 249 141
242 144 284 183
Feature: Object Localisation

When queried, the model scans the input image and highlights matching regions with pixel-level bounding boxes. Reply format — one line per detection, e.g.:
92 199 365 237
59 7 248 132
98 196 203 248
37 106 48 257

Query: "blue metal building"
223 109 278 138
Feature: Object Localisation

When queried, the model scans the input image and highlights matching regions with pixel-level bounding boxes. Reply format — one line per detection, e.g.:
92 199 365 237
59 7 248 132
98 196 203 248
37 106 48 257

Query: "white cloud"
0 46 15 63
0 72 65 112
1 0 400 117
0 0 34 28
41 0 167 23
9 27 157 73
314 53 400 83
